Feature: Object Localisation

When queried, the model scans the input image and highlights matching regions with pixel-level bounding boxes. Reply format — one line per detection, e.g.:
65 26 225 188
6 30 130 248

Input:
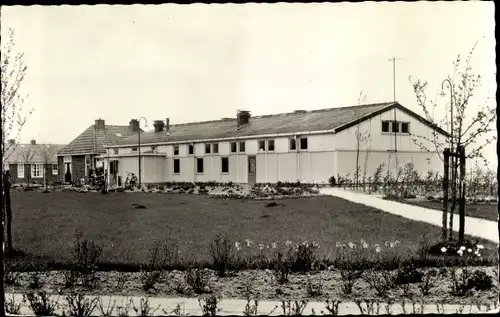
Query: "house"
56 118 141 185
103 101 449 186
2 139 66 186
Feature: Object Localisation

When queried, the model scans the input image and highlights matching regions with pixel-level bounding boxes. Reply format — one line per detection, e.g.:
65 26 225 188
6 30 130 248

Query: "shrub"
141 270 162 292
305 274 323 297
340 269 363 295
291 241 319 272
28 270 46 290
394 263 423 296
243 299 259 316
418 268 438 295
363 270 396 297
97 297 116 317
280 300 309 316
63 291 99 317
273 251 291 285
132 297 161 316
466 269 494 291
5 294 23 315
449 268 473 296
324 299 342 315
115 298 133 317
4 259 21 286
198 294 221 316
209 233 234 277
185 267 211 294
328 176 337 187
24 291 59 316
70 231 103 287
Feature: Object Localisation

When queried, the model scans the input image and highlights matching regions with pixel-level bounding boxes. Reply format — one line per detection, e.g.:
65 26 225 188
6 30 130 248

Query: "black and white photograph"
1 1 498 316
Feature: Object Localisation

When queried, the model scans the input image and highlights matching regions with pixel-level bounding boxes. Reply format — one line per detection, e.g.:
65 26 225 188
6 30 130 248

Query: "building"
56 118 141 185
2 139 66 186
103 101 449 186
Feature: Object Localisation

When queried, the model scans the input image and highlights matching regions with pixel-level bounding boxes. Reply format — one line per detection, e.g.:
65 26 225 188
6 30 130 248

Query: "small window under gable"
382 121 390 132
300 137 308 150
239 141 246 153
289 138 296 150
231 142 237 153
267 140 275 152
401 122 410 133
213 143 219 154
205 144 211 154
258 140 265 151
188 144 194 155
173 145 179 156
391 121 399 133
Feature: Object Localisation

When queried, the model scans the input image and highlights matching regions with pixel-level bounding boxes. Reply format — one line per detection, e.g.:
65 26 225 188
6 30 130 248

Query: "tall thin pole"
138 117 147 189
441 79 455 240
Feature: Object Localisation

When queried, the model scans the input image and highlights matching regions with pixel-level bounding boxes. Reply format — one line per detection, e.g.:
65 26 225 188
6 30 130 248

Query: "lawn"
398 199 498 222
8 190 496 267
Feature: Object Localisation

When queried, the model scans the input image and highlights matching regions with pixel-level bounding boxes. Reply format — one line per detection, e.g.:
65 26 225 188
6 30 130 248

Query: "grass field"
397 199 498 222
8 190 496 267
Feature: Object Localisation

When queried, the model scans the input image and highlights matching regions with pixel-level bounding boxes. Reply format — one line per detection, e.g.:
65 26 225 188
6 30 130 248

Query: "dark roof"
4 143 66 164
113 101 449 147
58 125 139 155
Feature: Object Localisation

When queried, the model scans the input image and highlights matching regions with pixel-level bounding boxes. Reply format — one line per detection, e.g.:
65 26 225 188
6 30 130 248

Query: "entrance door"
64 163 72 183
248 156 256 185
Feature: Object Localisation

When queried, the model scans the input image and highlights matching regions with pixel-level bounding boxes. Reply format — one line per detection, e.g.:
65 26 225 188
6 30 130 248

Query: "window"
258 140 266 151
289 138 296 150
267 140 275 151
401 122 410 133
300 137 308 150
205 144 211 154
18 164 24 178
63 156 72 163
213 143 219 154
382 121 390 132
196 158 204 174
173 159 180 174
52 164 58 175
231 142 237 153
391 121 399 133
173 145 179 156
113 149 119 155
239 141 246 153
221 157 229 173
131 147 138 153
3 163 9 171
85 155 92 176
31 164 43 178
188 144 194 155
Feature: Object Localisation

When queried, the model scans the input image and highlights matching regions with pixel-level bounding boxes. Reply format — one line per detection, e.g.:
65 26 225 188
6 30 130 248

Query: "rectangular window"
173 145 179 156
391 121 399 133
52 164 58 175
382 121 390 132
300 137 308 150
173 159 180 174
221 157 229 173
63 156 72 163
196 158 204 174
213 143 219 154
188 144 194 155
267 140 275 152
258 140 266 151
31 164 43 178
231 142 237 153
401 122 410 133
289 138 296 150
131 147 138 153
85 155 92 176
18 164 24 178
205 144 211 154
239 141 246 153
113 149 119 155
3 163 9 171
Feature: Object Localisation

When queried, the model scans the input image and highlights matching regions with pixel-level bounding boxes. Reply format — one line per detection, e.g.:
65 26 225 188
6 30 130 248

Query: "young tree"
409 41 496 241
1 28 32 313
38 144 58 190
20 146 36 187
354 91 371 189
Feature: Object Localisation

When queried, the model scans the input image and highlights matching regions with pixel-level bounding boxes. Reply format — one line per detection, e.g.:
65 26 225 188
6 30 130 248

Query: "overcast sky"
1 2 496 166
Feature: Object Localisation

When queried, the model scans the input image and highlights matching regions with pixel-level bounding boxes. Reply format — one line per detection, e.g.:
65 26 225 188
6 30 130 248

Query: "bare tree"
409 41 496 240
38 144 58 190
354 91 371 189
20 146 36 187
1 28 33 163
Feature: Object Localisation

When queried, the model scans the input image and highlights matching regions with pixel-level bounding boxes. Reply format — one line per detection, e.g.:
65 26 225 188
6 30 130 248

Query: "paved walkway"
320 188 499 244
5 293 498 316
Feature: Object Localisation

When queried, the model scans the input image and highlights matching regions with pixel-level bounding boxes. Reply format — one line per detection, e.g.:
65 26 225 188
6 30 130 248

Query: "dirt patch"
5 267 498 304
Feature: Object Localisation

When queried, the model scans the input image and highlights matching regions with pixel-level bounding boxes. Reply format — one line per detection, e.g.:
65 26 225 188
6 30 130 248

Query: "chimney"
236 110 251 129
30 139 36 145
8 139 15 145
129 119 140 132
166 118 170 132
153 120 165 133
95 118 105 130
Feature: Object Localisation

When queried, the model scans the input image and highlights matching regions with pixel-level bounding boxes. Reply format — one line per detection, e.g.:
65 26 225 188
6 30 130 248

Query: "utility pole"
137 117 148 189
388 57 406 172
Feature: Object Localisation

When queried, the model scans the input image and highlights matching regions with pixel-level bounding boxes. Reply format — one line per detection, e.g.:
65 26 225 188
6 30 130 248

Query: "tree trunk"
442 148 450 241
449 156 457 241
458 146 466 241
1 172 5 317
3 173 13 252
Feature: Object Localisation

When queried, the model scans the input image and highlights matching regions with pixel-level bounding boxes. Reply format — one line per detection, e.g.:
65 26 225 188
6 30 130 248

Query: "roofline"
105 129 336 148
97 153 168 158
57 151 103 156
333 102 451 137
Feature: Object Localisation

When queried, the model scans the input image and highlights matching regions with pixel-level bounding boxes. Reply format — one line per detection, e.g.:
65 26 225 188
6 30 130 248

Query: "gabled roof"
3 143 66 164
58 125 139 156
112 101 449 147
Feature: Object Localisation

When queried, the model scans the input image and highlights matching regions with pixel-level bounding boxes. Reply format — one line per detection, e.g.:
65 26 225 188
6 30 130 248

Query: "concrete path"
320 188 499 244
5 293 498 316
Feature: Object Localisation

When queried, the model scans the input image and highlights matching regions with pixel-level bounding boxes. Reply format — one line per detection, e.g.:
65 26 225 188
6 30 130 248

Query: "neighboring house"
56 118 141 185
2 139 66 186
104 101 449 186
